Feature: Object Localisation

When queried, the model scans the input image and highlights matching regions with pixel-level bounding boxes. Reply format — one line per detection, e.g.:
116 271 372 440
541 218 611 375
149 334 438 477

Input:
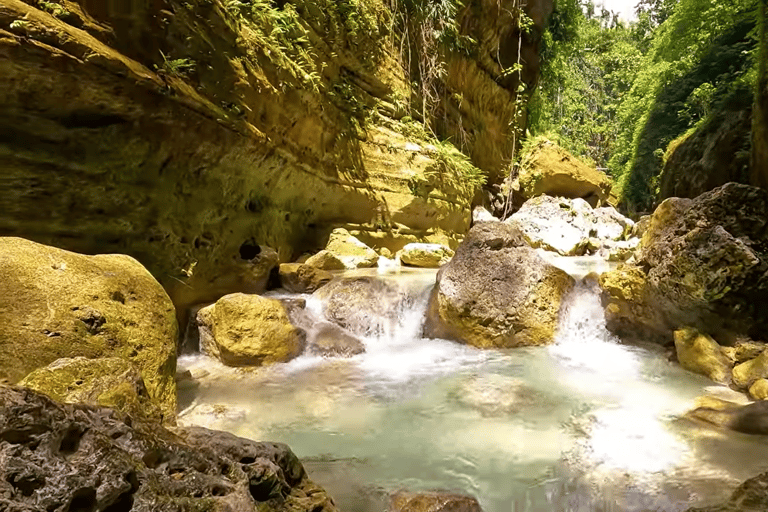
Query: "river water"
177 255 768 512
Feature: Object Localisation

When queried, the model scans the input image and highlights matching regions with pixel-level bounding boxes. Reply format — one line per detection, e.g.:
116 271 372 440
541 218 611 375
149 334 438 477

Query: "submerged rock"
687 397 768 436
18 357 162 422
600 183 768 344
279 263 333 293
452 374 543 416
197 293 306 367
0 386 338 512
686 472 768 512
399 243 454 268
389 491 483 512
0 237 178 419
310 322 366 357
323 229 380 269
674 327 732 384
424 223 575 348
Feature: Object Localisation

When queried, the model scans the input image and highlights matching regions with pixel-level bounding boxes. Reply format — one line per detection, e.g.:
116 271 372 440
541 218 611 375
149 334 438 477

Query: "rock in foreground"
424 223 574 348
0 237 178 419
389 491 483 512
687 472 768 512
197 293 306 367
0 386 338 512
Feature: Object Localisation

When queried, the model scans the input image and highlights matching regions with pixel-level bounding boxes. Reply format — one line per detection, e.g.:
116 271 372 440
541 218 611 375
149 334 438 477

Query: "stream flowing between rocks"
177 256 768 512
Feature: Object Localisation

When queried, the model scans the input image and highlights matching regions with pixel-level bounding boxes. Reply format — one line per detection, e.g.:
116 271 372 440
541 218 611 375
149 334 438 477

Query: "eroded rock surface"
0 237 177 419
0 386 338 512
600 183 768 344
399 243 454 268
389 491 483 512
424 223 574 348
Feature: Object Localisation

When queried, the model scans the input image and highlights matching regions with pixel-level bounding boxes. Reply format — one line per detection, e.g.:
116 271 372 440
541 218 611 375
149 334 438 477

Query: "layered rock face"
0 237 178 419
600 183 768 344
424 222 574 348
0 386 338 512
0 0 552 313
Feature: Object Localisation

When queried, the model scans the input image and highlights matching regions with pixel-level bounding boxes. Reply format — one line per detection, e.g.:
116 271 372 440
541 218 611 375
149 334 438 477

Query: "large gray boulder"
0 386 338 512
424 223 575 348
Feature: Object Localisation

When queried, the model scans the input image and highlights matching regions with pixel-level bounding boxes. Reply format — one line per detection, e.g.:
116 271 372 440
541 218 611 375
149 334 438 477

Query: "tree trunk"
752 0 768 189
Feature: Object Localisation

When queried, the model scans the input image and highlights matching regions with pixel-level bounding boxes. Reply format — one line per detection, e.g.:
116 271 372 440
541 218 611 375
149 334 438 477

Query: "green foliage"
37 1 70 18
157 51 196 77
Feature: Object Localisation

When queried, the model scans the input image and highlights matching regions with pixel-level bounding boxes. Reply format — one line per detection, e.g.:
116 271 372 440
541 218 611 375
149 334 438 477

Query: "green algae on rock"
0 237 178 420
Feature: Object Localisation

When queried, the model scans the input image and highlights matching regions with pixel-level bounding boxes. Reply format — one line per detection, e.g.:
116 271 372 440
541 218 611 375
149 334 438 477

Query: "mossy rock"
19 356 163 421
0 237 178 419
197 293 306 367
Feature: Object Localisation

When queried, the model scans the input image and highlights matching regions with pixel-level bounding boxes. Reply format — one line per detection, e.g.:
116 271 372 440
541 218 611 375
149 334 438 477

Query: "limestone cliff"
0 0 551 313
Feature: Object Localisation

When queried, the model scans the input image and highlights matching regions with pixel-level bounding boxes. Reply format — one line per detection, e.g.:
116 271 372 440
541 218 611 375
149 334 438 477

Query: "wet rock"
310 322 366 357
749 379 768 400
0 237 178 419
674 328 732 384
733 350 768 390
324 229 380 269
722 340 768 365
18 357 162 421
0 386 338 512
424 223 575 348
686 472 768 512
197 293 306 367
399 243 454 268
600 183 768 344
279 263 333 293
313 277 405 337
305 250 347 271
389 491 483 512
600 238 640 262
516 140 613 206
687 398 768 435
177 403 249 429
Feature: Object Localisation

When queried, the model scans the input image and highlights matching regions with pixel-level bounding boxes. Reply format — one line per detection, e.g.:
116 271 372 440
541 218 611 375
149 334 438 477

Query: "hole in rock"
9 474 45 497
239 241 261 260
111 291 126 304
210 485 229 497
239 456 256 465
67 487 96 512
103 472 139 512
58 426 84 455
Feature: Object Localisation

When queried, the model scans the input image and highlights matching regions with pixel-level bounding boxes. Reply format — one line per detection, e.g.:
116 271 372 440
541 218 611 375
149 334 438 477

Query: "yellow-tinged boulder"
733 350 768 390
305 250 347 271
517 140 613 206
0 237 177 419
279 263 333 293
19 357 162 421
399 243 454 268
749 379 768 400
323 228 379 269
673 327 732 384
197 293 306 367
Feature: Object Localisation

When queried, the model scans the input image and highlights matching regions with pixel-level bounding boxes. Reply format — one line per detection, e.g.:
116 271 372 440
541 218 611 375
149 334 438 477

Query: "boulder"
313 277 404 338
631 215 651 238
18 357 162 421
733 350 768 390
0 237 177 419
399 243 454 268
0 386 338 512
517 140 613 206
750 379 768 400
389 491 483 512
601 238 640 262
686 472 768 512
305 250 347 271
472 206 499 224
452 374 542 416
310 322 366 357
600 184 768 343
593 206 634 240
506 196 595 256
687 398 768 436
424 223 575 348
197 293 306 367
673 327 732 384
721 340 767 365
279 263 333 293
599 264 667 343
323 228 379 269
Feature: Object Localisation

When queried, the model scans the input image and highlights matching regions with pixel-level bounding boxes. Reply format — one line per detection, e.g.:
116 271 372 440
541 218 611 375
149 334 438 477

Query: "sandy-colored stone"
733 350 768 390
0 237 177 419
674 327 732 384
399 243 454 267
305 250 347 271
749 379 768 400
197 293 306 367
279 263 333 293
324 229 380 269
